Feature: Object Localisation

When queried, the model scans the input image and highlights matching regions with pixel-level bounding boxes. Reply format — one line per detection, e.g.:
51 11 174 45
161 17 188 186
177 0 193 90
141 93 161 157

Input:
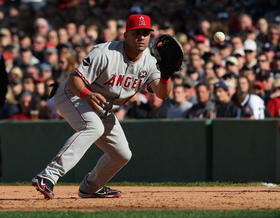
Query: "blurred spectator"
117 24 126 41
219 41 232 59
35 78 47 100
194 34 210 55
252 81 266 102
32 34 47 61
184 83 197 105
76 49 87 64
255 53 271 81
0 53 8 117
231 34 244 53
214 81 238 118
19 34 32 49
86 24 99 43
8 66 23 83
214 63 226 79
209 48 222 65
58 27 69 44
203 61 216 81
23 74 36 93
47 30 59 47
267 79 280 117
198 19 211 38
206 77 219 100
186 82 215 119
263 42 276 63
0 28 12 48
243 39 258 70
166 84 192 119
26 65 40 81
40 63 53 81
238 13 254 38
273 52 280 75
266 24 280 47
225 56 240 77
57 51 77 82
34 18 50 36
256 18 269 43
14 46 39 70
107 18 118 40
100 27 114 43
242 66 256 83
232 49 246 70
186 66 201 86
6 91 37 120
45 46 59 77
188 49 203 76
224 79 237 98
66 22 77 41
171 72 185 86
126 93 167 119
233 75 265 119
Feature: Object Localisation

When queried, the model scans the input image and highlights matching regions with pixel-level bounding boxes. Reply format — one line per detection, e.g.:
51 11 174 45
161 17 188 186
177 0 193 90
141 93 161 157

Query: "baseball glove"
151 34 184 79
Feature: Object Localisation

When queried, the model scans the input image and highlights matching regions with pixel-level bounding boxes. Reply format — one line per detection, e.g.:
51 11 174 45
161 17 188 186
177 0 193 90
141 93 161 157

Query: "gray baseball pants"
38 87 132 193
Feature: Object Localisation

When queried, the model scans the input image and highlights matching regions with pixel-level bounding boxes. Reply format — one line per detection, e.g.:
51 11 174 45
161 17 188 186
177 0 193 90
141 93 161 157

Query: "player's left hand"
151 34 184 79
85 92 107 112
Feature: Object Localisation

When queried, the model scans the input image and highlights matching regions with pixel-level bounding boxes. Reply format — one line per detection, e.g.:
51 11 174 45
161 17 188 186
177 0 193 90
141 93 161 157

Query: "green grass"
0 181 273 186
1 210 280 218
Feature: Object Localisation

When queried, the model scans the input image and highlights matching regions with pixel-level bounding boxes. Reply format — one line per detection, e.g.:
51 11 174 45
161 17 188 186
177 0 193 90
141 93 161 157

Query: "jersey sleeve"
75 47 108 86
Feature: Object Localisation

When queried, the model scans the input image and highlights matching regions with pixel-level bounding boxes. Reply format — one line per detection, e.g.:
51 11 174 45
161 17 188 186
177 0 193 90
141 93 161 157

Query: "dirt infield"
1 185 280 211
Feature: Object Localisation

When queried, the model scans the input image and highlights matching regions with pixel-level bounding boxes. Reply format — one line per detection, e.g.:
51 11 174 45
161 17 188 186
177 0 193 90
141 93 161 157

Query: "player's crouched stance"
32 14 183 199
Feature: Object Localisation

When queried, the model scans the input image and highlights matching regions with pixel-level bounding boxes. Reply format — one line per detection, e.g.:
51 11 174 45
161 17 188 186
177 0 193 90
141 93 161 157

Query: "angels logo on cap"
139 16 145 26
126 14 154 31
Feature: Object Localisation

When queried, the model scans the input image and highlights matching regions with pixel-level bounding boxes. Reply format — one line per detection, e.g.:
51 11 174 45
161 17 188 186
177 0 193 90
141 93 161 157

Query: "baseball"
214 32 225 43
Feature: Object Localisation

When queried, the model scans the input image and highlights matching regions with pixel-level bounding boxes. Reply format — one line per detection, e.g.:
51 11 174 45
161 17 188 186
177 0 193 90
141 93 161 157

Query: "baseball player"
32 14 176 199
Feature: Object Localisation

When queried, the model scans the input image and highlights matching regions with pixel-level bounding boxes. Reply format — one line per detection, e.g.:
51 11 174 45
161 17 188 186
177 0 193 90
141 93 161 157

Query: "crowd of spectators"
1 0 280 120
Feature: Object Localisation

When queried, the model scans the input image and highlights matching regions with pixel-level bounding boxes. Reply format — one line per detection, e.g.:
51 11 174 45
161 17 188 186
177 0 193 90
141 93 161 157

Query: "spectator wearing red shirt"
267 79 280 117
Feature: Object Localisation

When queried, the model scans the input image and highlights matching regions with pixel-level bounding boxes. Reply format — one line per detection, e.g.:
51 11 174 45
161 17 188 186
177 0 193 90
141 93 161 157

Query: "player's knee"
119 149 132 164
87 121 105 138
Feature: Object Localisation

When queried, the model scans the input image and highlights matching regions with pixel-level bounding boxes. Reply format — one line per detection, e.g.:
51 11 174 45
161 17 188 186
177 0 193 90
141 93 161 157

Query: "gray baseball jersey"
37 40 161 193
76 40 160 103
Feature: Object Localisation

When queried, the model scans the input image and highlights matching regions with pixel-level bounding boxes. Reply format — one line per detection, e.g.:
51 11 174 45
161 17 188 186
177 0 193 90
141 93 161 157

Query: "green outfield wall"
0 119 279 183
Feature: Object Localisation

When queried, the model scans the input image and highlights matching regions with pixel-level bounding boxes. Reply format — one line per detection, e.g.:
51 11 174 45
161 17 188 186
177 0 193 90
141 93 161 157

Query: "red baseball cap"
126 14 153 31
253 81 265 90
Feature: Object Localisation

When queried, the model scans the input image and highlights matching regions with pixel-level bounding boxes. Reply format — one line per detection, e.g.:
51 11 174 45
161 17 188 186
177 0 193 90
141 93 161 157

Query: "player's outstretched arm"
150 79 172 100
67 73 107 111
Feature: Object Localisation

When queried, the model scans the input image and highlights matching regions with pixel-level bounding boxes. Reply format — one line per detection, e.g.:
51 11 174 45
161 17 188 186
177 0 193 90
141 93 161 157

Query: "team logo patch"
138 71 147 78
139 16 145 26
82 57 90 66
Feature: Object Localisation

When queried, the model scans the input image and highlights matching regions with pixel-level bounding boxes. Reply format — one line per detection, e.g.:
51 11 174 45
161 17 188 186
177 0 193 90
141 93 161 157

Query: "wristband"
80 87 90 99
160 78 171 84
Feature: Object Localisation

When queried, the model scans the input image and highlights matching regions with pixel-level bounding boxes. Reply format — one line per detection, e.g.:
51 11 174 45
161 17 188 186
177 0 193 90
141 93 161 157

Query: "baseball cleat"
32 176 54 199
78 186 121 198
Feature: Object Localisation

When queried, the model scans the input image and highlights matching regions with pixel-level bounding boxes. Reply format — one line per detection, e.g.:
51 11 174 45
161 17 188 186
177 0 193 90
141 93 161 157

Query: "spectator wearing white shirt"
234 75 265 119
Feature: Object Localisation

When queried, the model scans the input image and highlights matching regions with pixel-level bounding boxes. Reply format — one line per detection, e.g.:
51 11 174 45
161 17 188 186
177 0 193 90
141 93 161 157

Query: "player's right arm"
67 73 106 111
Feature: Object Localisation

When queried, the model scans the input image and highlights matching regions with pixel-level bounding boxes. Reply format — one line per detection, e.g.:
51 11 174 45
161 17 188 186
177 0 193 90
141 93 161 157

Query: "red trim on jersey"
49 82 88 168
75 68 91 87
